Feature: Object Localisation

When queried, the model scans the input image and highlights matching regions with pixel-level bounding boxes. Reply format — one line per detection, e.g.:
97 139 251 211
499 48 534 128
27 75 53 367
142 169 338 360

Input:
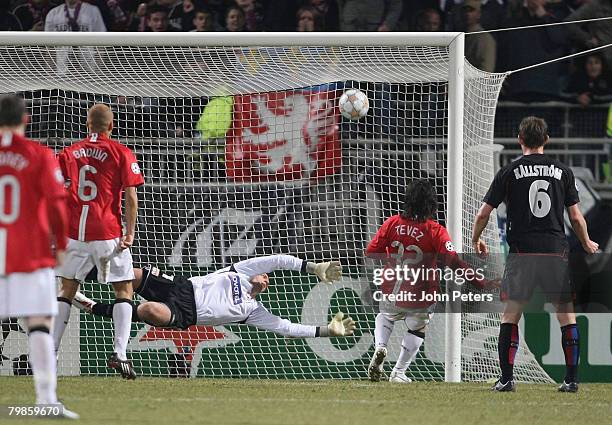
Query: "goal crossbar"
0 31 462 47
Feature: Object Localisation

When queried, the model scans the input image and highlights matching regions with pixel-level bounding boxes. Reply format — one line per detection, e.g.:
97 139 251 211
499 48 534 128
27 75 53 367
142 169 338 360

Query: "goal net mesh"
0 40 552 382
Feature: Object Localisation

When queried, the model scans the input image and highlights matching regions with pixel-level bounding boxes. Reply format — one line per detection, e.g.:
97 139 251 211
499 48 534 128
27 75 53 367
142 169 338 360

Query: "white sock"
28 330 58 404
113 302 133 361
52 300 71 353
374 313 394 349
393 331 424 373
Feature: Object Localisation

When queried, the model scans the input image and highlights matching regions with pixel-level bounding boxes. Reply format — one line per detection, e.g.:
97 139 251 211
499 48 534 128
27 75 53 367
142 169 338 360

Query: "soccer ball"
338 89 369 120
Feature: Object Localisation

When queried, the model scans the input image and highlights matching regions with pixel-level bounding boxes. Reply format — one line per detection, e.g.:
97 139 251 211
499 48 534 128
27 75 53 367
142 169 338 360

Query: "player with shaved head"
54 104 144 379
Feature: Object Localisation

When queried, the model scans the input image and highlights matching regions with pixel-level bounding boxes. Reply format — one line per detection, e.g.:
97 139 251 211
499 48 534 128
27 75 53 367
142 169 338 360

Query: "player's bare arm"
120 186 138 250
567 204 599 254
472 202 494 255
44 158 69 266
47 198 68 265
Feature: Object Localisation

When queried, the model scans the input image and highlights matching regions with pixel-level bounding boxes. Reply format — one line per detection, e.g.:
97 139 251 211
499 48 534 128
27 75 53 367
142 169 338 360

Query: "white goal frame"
0 31 465 382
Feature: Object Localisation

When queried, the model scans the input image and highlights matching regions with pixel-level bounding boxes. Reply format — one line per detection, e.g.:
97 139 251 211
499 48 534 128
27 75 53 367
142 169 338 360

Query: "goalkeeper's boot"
492 379 515 392
367 347 387 382
558 381 578 393
108 353 137 380
72 292 96 314
389 369 412 384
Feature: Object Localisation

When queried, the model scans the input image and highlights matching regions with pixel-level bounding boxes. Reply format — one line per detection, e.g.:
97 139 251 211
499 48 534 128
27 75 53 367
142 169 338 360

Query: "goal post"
445 33 465 383
0 32 552 383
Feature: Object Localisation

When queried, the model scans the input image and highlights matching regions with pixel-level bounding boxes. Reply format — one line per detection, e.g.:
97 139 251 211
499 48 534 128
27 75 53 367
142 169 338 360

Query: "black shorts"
139 266 197 330
138 266 176 302
501 253 572 303
164 278 197 330
507 235 569 254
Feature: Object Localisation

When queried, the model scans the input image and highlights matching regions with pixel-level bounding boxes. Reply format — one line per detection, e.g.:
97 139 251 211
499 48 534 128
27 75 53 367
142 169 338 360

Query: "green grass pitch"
1 377 611 425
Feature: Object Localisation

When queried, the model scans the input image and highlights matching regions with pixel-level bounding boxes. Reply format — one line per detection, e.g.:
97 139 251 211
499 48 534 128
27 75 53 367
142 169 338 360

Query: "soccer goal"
0 32 552 383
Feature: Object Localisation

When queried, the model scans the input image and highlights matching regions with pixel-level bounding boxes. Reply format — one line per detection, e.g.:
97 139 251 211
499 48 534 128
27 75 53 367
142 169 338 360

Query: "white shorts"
380 305 434 331
0 268 57 318
56 238 135 284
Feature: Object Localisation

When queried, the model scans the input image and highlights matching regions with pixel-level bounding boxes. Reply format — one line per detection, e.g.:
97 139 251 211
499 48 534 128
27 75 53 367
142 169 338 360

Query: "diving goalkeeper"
73 255 356 339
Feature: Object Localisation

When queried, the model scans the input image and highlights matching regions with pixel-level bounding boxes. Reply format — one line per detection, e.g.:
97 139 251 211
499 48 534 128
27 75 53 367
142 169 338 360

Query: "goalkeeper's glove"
319 312 356 337
306 261 342 284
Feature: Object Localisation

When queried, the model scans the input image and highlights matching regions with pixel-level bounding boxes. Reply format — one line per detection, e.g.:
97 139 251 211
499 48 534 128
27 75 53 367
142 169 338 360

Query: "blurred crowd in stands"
0 0 611 104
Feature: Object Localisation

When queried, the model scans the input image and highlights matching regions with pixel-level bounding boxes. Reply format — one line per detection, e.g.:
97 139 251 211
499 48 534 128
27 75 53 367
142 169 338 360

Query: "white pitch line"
63 395 612 408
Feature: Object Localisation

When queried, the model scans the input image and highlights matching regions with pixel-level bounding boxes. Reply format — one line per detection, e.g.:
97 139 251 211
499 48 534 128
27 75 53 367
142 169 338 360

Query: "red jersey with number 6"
366 214 457 308
58 133 144 241
0 132 67 274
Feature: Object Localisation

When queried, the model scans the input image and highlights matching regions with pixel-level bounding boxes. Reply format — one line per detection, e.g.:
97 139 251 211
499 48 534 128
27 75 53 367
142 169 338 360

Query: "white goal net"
0 33 552 382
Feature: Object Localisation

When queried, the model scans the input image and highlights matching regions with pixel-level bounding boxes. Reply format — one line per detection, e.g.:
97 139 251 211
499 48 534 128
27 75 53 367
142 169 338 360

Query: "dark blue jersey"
483 154 579 252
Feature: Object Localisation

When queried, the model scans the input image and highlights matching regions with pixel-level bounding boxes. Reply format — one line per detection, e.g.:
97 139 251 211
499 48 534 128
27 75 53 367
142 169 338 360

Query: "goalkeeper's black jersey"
483 154 579 251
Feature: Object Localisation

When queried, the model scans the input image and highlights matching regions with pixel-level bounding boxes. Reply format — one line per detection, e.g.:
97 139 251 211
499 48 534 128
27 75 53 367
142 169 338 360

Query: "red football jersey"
58 133 144 241
0 132 67 274
366 215 457 308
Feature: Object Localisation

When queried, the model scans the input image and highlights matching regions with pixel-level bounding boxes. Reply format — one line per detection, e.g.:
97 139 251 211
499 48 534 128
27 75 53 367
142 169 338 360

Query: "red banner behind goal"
226 90 341 181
